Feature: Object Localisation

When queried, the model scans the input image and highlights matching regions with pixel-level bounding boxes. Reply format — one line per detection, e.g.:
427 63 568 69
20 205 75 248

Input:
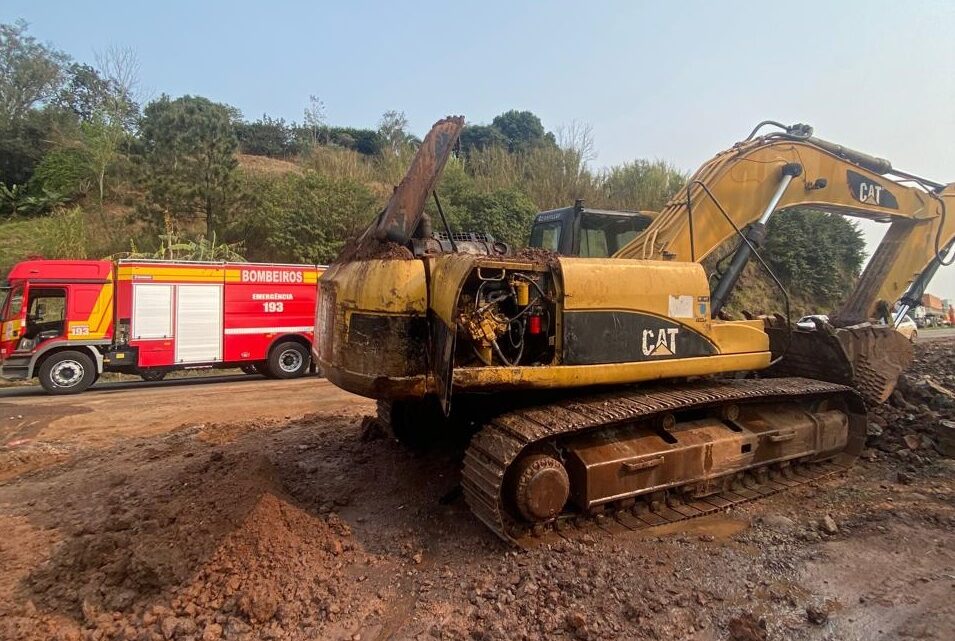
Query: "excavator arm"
615 123 955 324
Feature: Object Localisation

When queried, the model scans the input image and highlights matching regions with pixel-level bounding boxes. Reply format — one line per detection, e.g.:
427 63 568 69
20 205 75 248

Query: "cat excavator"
317 117 955 543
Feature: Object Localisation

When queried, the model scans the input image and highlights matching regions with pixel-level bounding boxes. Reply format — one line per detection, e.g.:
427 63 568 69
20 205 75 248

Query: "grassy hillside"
0 217 47 274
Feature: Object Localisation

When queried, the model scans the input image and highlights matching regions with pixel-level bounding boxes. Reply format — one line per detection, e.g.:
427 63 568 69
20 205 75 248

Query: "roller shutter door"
175 284 222 363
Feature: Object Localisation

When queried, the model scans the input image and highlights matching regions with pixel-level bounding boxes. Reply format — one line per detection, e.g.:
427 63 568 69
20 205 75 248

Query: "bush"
599 160 686 211
34 207 89 259
229 171 378 264
29 146 92 197
435 162 538 246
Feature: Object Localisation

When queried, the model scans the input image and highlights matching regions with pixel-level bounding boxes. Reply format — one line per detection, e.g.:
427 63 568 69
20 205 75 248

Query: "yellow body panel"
559 257 709 316
2 319 22 342
323 259 427 314
452 352 771 390
67 282 114 340
318 253 771 400
428 254 484 327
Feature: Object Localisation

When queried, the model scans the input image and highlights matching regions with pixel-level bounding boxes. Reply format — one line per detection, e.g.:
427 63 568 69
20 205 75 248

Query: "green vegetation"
718 209 866 317
0 20 867 317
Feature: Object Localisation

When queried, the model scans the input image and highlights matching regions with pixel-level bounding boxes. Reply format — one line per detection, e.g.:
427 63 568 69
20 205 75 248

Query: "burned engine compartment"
453 263 558 368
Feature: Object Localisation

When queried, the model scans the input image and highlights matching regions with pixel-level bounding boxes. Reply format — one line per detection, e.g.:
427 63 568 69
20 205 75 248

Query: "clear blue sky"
5 0 955 296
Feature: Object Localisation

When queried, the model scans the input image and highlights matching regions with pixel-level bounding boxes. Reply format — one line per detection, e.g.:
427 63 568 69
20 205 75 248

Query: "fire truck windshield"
1 286 23 321
0 286 10 318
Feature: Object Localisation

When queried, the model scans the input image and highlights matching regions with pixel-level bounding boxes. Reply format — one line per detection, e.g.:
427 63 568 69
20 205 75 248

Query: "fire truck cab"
1 259 323 394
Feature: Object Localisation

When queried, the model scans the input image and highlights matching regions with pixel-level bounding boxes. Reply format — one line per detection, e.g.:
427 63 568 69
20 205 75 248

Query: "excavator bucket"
375 116 465 244
333 116 465 263
765 321 914 405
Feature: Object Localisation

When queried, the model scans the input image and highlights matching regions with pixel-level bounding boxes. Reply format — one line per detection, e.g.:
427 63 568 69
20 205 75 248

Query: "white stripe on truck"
223 326 314 335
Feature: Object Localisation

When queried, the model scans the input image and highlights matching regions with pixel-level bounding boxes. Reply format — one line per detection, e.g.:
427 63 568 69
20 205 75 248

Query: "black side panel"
847 170 899 209
343 313 429 377
431 318 455 414
563 310 717 365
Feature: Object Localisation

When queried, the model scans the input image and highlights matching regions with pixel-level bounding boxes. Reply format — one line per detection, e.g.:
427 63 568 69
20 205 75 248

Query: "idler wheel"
511 454 570 522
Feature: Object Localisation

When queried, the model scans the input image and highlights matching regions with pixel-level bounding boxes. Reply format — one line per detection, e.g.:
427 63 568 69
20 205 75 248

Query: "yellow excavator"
317 117 955 543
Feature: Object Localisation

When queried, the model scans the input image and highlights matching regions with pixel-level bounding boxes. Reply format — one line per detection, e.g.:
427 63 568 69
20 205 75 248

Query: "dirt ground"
0 349 953 641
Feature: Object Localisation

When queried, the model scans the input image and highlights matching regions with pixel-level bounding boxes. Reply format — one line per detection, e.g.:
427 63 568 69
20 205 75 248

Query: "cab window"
579 227 610 257
7 287 24 318
529 220 562 252
24 288 66 340
578 213 652 257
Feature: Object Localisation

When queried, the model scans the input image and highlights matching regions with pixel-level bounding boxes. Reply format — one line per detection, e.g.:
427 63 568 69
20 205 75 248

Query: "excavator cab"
529 201 655 256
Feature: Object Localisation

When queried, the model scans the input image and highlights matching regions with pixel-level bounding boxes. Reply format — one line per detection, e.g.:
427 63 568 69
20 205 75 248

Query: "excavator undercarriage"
462 377 865 545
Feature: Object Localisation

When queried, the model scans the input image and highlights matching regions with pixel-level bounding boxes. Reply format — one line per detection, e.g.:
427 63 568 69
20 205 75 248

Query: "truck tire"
38 350 96 395
266 341 310 379
140 369 167 382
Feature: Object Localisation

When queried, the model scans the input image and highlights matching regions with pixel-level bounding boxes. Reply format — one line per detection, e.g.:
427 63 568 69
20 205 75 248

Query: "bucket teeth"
766 324 914 405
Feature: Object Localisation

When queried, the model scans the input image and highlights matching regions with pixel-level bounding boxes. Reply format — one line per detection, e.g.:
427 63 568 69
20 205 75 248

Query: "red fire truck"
0 259 324 394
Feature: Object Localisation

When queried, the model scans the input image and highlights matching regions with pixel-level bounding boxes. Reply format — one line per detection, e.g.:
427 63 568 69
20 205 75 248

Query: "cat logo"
847 170 899 209
858 181 884 205
642 327 679 357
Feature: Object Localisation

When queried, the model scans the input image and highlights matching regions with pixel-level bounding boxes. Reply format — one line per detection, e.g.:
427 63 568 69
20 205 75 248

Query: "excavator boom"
615 122 955 325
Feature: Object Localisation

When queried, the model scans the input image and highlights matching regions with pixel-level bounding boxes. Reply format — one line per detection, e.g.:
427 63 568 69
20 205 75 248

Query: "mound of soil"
11 441 387 641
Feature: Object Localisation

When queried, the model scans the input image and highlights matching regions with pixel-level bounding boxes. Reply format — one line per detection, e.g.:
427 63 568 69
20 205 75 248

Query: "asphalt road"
0 372 262 399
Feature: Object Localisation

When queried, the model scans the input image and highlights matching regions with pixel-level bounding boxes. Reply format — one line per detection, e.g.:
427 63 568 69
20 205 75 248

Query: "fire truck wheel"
38 350 96 395
240 364 259 375
140 369 167 382
267 341 310 379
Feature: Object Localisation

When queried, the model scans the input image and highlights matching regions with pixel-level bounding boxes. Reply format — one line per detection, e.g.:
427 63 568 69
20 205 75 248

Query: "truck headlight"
17 337 35 351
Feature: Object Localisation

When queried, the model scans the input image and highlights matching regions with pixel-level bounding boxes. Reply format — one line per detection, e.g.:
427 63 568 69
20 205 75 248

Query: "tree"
0 21 74 188
56 63 112 123
491 110 551 153
83 46 139 216
378 109 413 155
459 124 506 154
302 95 326 148
0 20 71 124
0 107 74 186
764 209 866 304
138 95 239 236
235 115 297 157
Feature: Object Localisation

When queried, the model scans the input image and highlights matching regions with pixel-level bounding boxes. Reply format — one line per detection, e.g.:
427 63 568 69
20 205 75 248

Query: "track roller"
510 454 570 522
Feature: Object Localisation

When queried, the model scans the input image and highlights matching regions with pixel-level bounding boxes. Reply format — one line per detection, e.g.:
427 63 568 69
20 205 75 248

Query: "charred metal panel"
375 116 465 245
431 319 455 414
563 310 717 365
342 312 429 377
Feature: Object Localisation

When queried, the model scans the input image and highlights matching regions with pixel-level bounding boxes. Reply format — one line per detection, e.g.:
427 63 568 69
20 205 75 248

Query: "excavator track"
462 377 865 545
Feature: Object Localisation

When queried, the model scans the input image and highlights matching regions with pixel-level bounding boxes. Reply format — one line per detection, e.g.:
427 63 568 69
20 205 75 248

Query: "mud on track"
0 350 953 641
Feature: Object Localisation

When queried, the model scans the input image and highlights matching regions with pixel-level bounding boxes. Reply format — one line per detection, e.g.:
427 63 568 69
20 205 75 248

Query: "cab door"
0 285 26 360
